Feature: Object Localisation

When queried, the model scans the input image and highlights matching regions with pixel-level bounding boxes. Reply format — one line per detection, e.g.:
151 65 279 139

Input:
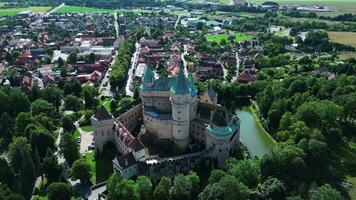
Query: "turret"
170 67 191 149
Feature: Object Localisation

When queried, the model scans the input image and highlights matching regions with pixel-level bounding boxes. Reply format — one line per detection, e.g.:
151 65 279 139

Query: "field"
56 6 113 13
248 0 356 16
219 0 231 5
349 176 356 200
328 32 356 48
205 32 253 43
0 6 51 16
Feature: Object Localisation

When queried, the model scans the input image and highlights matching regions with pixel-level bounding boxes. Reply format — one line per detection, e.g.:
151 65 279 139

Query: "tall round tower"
170 67 191 149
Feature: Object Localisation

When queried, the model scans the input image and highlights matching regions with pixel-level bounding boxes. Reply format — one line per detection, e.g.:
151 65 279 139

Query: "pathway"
45 3 65 17
125 42 140 97
231 52 240 82
180 44 189 75
74 121 94 154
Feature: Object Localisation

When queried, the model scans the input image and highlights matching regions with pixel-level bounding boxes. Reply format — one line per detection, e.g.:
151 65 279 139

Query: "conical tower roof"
171 67 190 95
143 65 154 84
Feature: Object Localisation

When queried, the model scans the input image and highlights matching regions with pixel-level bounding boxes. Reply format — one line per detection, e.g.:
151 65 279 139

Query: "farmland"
205 32 253 43
0 6 51 16
328 32 356 48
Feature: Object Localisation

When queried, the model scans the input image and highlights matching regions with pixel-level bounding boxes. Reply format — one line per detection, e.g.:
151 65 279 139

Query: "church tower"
170 67 191 149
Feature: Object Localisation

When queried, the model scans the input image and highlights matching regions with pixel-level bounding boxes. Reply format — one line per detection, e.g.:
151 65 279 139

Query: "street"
125 42 140 97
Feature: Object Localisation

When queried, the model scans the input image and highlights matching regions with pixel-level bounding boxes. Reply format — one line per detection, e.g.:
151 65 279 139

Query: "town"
0 0 356 200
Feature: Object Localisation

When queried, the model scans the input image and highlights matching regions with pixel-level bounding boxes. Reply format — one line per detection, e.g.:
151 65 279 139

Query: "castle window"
178 111 181 114
178 117 181 120
178 130 181 133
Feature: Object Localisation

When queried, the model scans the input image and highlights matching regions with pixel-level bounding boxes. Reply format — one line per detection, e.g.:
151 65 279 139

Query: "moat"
237 108 275 157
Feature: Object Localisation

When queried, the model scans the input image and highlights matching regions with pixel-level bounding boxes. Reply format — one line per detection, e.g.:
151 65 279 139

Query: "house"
237 72 256 83
21 73 34 93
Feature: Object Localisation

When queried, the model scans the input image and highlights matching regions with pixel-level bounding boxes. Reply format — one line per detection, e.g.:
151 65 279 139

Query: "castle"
92 66 240 179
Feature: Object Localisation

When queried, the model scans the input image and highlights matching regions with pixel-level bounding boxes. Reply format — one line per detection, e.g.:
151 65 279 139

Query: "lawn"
99 97 112 112
81 125 94 132
328 32 356 48
56 6 113 13
0 6 51 16
73 129 80 139
349 176 356 200
219 0 230 5
205 32 253 43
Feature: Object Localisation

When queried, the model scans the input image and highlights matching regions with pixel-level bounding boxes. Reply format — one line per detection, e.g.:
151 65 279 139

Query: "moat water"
237 109 275 158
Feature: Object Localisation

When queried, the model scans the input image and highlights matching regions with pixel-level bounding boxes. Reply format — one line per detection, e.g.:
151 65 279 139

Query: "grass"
81 125 94 132
205 32 253 43
338 52 356 60
85 151 96 184
0 6 51 16
219 0 231 5
57 6 113 13
73 129 80 139
349 176 356 200
56 5 141 14
99 97 112 112
248 104 277 144
328 32 356 48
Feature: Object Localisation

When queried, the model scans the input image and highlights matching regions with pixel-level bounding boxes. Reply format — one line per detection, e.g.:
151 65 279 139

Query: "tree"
207 169 226 184
67 52 77 64
7 137 32 172
58 57 64 67
198 183 224 200
0 158 14 187
219 175 250 200
43 149 62 181
153 176 172 200
308 184 342 200
62 114 75 132
0 90 10 114
29 126 55 157
63 79 82 97
0 112 14 147
170 174 192 200
43 85 63 110
71 159 92 183
47 182 72 200
31 99 55 116
15 112 32 135
136 176 153 200
64 95 83 112
186 171 200 197
107 173 139 200
59 133 80 166
6 194 25 200
228 159 260 189
81 85 98 109
260 177 286 200
9 88 30 117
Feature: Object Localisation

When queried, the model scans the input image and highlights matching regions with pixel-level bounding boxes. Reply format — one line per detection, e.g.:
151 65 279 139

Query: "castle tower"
91 106 115 153
142 65 154 88
170 67 191 149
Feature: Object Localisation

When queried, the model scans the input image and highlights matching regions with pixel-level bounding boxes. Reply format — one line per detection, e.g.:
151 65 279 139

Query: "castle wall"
117 104 142 131
190 120 206 143
143 113 172 139
140 90 172 112
189 98 198 121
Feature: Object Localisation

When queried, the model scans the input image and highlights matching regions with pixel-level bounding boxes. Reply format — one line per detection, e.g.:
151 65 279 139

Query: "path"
180 44 189 75
54 128 65 164
231 52 240 82
174 14 182 29
99 54 115 97
125 42 140 97
74 121 94 154
45 3 65 17
88 185 107 200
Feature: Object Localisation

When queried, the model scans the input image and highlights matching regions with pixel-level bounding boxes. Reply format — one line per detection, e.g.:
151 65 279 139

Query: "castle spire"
171 67 190 95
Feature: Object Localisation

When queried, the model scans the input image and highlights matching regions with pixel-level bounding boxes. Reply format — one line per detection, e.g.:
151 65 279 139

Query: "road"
45 3 65 17
89 185 107 200
99 12 120 97
74 121 94 154
125 42 140 97
180 44 189 75
231 52 240 82
174 14 182 29
54 128 65 165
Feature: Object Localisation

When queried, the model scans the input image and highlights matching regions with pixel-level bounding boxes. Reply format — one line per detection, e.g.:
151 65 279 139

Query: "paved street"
74 121 94 154
231 52 240 82
125 42 140 97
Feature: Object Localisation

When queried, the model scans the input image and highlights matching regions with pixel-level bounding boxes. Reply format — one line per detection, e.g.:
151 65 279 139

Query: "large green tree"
59 133 80 166
71 159 92 183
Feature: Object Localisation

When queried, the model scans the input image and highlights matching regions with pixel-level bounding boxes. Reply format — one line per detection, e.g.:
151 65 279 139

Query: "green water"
237 109 275 157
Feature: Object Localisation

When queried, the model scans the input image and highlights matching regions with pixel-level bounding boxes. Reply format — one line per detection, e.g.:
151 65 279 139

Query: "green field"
219 0 231 5
57 6 113 13
0 6 51 16
205 33 253 43
81 125 94 132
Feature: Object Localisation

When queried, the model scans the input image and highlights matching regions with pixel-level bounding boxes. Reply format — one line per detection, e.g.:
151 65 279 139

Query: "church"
92 66 241 179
